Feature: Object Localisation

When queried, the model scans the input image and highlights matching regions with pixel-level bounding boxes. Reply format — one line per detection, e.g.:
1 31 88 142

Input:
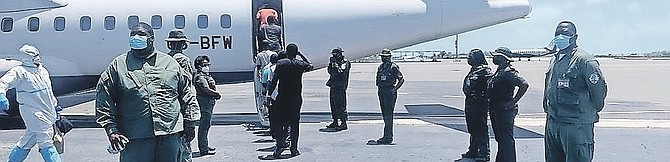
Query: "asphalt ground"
2 58 670 161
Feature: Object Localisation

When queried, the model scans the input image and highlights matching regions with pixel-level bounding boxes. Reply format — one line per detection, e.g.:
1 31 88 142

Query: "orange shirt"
256 9 278 25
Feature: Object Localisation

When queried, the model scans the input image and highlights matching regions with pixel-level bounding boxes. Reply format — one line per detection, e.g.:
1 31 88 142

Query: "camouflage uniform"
463 65 493 159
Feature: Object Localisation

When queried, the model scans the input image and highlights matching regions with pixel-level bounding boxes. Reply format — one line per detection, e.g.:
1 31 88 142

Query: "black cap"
331 47 344 54
166 29 188 41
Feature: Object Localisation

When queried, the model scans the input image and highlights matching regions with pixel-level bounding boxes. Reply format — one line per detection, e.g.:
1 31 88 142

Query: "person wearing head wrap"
458 49 493 161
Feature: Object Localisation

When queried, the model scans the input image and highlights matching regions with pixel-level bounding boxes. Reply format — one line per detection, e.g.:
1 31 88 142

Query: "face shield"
17 44 41 66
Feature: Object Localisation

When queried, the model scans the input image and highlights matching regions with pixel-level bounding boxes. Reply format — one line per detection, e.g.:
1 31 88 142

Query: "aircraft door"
252 0 285 127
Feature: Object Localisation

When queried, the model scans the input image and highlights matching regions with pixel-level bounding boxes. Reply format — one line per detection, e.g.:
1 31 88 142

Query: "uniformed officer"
460 49 493 161
544 21 607 162
325 47 351 131
266 43 314 158
487 47 529 162
193 55 220 156
96 22 200 162
367 49 404 145
165 29 199 162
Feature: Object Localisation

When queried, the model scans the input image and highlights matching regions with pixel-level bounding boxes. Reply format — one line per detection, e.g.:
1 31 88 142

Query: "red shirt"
257 9 278 25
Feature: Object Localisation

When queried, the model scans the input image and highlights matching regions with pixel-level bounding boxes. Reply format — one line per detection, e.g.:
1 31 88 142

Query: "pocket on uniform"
557 89 580 117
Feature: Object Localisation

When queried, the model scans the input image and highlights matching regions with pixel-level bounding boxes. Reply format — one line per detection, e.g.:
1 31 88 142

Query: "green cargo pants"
545 119 595 162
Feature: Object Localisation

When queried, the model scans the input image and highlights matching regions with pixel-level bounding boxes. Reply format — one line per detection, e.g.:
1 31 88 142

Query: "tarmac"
2 58 670 161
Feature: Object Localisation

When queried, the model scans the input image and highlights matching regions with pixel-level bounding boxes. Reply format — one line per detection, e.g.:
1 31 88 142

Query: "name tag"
558 78 570 89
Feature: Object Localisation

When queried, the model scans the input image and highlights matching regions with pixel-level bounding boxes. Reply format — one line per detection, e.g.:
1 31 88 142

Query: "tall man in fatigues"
325 47 351 131
165 29 199 162
459 49 493 162
544 21 607 162
367 49 404 145
96 22 200 162
487 47 529 162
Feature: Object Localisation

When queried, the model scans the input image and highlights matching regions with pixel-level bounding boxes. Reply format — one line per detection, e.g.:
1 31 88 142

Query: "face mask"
129 35 149 50
492 56 504 66
201 66 210 73
550 34 572 51
381 57 391 63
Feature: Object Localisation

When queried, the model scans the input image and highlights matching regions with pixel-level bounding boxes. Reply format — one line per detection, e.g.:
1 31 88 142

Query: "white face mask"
201 66 210 73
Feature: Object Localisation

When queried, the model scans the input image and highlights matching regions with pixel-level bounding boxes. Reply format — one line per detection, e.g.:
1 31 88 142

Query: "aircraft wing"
0 0 68 13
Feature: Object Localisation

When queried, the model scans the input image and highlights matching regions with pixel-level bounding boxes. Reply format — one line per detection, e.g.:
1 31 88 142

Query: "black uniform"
487 65 528 162
267 57 313 149
327 56 351 121
463 65 493 159
375 62 403 142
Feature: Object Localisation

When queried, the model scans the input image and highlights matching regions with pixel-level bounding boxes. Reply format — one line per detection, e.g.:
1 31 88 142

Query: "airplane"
0 0 531 119
507 48 553 61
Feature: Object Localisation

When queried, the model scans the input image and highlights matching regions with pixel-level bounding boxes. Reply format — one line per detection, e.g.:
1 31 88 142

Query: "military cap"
379 48 392 57
165 29 188 42
331 47 344 54
492 46 514 62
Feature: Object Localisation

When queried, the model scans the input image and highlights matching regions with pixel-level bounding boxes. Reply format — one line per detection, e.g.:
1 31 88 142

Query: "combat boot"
337 120 348 130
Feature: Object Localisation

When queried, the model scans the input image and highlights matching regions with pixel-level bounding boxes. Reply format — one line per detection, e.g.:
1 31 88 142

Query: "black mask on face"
381 56 391 63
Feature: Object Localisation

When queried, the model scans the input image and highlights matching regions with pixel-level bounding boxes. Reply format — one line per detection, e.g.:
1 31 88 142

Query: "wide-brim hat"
379 48 392 57
165 29 189 42
492 46 514 62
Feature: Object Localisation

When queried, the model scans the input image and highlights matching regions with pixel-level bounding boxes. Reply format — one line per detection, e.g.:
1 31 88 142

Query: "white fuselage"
0 0 531 95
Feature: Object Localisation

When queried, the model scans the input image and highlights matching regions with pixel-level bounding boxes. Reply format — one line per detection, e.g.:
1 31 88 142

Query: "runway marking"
515 118 670 128
349 119 433 125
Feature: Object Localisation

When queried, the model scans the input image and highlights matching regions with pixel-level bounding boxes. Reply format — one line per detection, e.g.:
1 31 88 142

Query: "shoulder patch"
589 72 600 84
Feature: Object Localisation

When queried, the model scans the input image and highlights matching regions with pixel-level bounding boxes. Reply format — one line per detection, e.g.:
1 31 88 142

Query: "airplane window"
54 17 65 31
220 14 231 29
174 15 185 29
151 15 162 29
28 17 39 32
80 16 91 31
104 16 116 30
128 15 139 29
198 14 208 29
2 17 13 32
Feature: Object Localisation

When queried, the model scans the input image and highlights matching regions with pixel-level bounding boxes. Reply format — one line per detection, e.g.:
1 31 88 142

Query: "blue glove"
0 95 9 112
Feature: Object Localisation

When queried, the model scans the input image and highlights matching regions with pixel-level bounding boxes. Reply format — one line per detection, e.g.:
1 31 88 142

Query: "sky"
402 0 670 55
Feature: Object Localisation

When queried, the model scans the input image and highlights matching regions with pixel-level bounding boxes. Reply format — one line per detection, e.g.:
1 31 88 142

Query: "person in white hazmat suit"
0 44 61 162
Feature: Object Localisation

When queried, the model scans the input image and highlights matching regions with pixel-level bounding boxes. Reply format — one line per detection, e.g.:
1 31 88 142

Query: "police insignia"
589 73 600 84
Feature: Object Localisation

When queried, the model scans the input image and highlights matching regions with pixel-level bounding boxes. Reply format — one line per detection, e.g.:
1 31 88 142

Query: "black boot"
326 119 338 128
337 120 348 130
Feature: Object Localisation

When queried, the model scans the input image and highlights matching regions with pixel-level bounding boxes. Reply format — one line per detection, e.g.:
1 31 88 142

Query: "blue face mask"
551 34 572 51
129 35 149 50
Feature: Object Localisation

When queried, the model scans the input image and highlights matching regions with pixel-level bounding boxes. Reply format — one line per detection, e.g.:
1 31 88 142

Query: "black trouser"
378 88 397 140
490 106 518 162
271 96 302 149
464 97 490 157
329 88 348 120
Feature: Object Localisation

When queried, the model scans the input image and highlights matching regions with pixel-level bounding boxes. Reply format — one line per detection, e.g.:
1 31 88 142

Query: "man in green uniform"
96 22 200 162
165 29 200 162
459 49 493 162
367 49 404 145
544 21 607 162
487 47 529 162
325 47 351 131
